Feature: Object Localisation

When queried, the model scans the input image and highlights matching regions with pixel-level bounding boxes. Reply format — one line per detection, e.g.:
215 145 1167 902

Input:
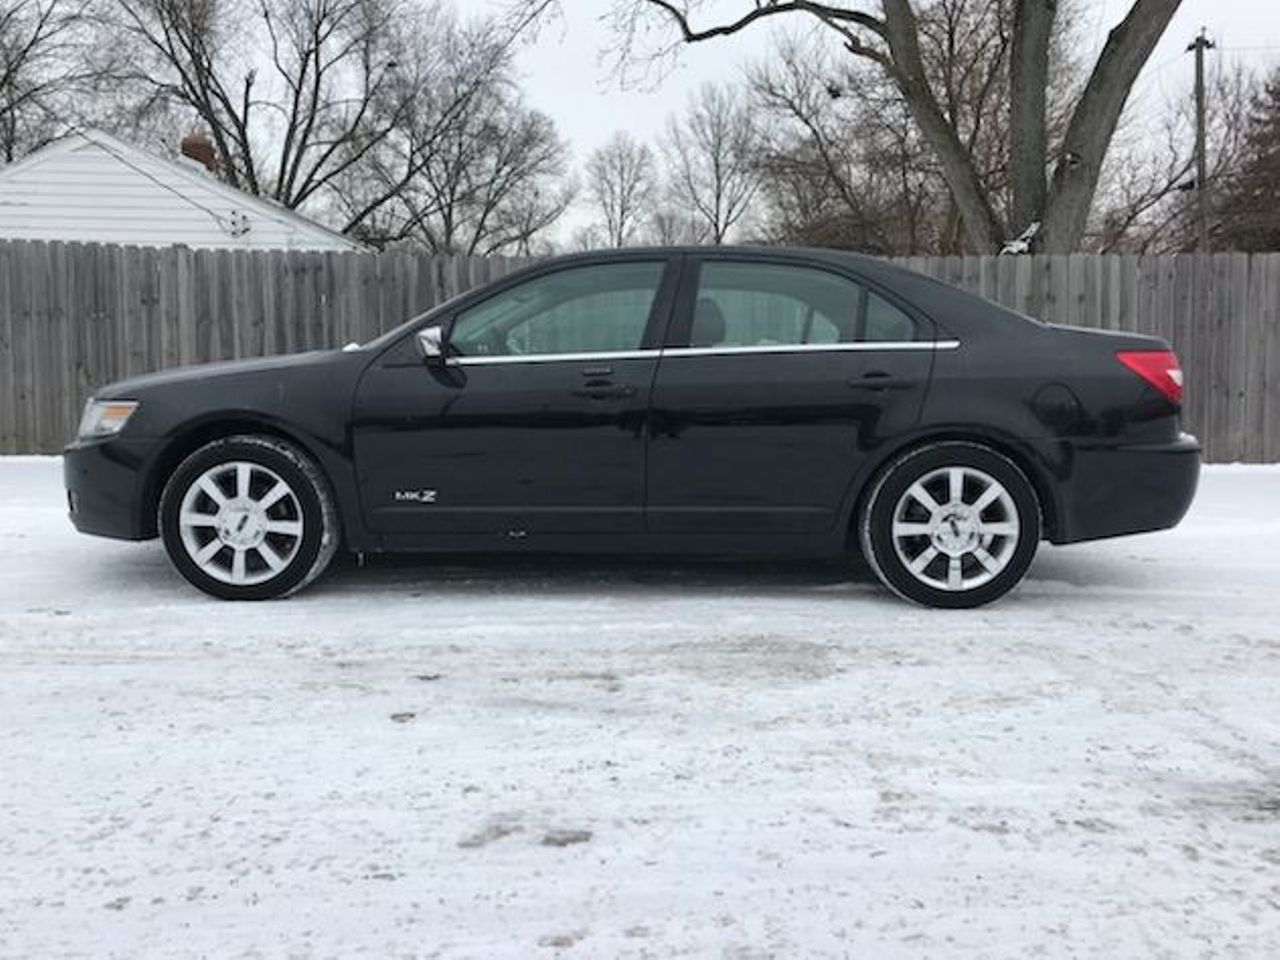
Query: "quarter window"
865 292 917 342
451 262 665 357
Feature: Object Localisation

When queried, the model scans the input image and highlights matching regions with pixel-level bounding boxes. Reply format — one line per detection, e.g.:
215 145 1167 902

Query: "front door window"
450 262 665 358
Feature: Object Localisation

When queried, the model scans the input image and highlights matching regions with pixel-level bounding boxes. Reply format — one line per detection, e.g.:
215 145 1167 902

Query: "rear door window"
686 261 919 347
689 262 855 347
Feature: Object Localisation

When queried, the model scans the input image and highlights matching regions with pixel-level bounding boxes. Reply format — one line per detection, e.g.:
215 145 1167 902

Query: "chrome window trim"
449 349 659 366
445 340 960 366
660 340 959 358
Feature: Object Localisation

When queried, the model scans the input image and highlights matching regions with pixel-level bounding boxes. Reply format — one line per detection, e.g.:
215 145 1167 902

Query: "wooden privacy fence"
0 243 533 456
899 253 1279 463
0 241 1277 461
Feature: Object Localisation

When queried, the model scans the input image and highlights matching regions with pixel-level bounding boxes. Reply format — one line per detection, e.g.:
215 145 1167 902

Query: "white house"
0 129 364 252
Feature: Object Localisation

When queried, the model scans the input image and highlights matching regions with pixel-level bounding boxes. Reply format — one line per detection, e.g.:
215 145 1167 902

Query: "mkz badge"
394 489 438 504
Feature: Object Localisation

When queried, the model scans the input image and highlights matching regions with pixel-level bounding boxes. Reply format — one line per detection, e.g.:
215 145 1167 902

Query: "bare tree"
749 36 945 254
661 82 760 243
569 222 607 251
585 131 657 247
646 204 708 244
0 0 93 161
656 0 1180 252
409 105 572 255
1212 68 1280 251
1092 67 1255 253
106 0 387 199
514 0 1181 253
486 173 577 256
336 59 575 254
745 0 1082 256
100 0 536 237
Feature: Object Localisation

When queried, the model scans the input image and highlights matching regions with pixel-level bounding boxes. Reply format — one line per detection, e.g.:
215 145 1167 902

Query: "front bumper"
1051 433 1201 544
63 438 158 540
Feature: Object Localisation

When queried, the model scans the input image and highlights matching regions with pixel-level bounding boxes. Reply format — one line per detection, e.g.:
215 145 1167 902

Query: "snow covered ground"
1 457 1278 958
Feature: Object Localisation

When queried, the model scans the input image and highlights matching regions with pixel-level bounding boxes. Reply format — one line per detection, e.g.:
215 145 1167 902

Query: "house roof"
0 128 367 252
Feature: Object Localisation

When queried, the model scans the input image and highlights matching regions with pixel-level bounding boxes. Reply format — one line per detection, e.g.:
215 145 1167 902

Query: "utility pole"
1188 27 1216 253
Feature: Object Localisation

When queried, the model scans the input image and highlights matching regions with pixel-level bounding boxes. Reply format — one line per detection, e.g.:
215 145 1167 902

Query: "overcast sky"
491 1 1280 235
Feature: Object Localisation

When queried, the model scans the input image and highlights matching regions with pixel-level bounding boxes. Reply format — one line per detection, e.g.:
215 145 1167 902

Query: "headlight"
78 399 139 439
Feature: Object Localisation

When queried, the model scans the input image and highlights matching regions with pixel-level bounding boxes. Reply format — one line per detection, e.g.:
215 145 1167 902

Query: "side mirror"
416 325 445 364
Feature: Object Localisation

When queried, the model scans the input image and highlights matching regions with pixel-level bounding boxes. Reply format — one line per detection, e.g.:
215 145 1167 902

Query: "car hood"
96 349 357 399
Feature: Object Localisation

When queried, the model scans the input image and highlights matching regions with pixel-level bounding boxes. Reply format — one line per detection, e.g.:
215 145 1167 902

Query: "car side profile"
64 247 1200 607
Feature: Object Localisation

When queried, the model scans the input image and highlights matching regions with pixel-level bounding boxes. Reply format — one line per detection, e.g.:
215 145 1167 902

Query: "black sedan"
64 247 1200 607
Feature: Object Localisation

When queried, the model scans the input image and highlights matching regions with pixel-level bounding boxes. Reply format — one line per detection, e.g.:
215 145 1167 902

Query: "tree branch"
643 0 885 43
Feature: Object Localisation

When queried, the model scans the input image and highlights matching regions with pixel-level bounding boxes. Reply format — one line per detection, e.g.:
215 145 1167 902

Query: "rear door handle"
848 372 914 392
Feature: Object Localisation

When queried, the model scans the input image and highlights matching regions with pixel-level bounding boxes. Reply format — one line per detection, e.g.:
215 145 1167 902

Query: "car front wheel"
158 435 339 600
860 441 1041 608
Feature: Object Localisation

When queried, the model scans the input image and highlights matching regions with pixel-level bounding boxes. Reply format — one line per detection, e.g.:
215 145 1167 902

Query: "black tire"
158 435 339 600
859 441 1041 609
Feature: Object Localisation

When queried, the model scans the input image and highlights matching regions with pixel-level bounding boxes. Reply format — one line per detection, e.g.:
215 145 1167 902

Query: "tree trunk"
881 0 1004 252
1039 0 1182 252
1009 0 1054 239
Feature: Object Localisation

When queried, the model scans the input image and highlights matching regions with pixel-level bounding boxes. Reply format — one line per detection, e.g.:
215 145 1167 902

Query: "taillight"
1116 350 1183 405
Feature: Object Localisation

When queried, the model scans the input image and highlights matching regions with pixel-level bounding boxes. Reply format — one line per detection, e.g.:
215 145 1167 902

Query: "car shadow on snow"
306 551 881 601
76 537 1152 604
305 545 1151 602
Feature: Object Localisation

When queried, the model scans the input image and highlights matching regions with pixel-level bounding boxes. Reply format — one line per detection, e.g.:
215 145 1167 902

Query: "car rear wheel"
159 435 338 600
860 442 1040 608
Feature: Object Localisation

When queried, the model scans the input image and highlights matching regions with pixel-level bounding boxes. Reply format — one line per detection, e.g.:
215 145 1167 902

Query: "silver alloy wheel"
889 465 1020 592
176 461 304 586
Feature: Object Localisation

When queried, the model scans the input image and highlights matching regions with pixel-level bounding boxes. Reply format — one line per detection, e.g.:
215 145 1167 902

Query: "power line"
1131 49 1196 101
78 131 240 236
25 103 238 236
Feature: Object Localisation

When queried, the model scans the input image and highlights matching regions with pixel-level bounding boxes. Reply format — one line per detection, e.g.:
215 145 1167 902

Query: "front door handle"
848 371 914 392
571 384 637 401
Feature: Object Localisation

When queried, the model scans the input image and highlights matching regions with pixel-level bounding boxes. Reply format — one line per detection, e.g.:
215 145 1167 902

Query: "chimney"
180 128 217 173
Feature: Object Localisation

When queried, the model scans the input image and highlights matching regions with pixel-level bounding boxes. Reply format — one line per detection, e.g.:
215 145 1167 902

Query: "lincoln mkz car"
64 247 1200 607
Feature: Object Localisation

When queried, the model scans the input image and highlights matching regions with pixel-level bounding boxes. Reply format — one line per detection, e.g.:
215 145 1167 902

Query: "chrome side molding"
448 340 961 366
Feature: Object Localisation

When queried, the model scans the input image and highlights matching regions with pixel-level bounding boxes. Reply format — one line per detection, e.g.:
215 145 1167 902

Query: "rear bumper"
63 438 157 540
1051 433 1200 544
